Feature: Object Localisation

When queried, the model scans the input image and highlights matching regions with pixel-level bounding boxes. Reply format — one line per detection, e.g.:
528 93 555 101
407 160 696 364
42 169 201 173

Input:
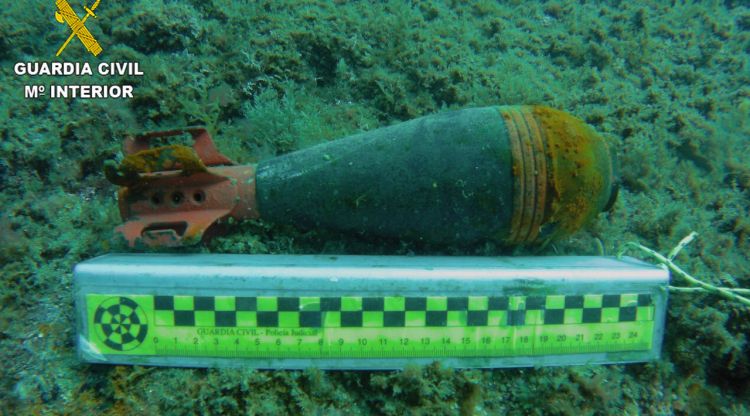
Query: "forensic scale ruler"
74 254 668 369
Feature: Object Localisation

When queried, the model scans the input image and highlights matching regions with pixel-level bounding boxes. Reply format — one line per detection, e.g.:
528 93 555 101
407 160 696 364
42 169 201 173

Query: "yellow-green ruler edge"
73 254 669 369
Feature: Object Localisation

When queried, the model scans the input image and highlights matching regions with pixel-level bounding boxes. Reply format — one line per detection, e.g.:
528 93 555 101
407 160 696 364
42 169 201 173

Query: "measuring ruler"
74 254 668 369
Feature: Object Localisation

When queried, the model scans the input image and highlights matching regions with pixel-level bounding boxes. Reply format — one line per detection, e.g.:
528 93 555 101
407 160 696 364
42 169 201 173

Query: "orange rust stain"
530 106 610 239
120 144 206 176
107 144 208 187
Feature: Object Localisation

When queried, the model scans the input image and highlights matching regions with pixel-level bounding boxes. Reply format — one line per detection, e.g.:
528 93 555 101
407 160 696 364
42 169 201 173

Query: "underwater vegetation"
1 0 749 414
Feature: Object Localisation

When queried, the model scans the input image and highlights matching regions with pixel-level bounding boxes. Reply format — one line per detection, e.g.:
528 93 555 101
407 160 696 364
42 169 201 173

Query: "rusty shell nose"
499 105 618 244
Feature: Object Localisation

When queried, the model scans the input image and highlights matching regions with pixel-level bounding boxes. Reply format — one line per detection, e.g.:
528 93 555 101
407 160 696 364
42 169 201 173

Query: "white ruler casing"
74 254 668 369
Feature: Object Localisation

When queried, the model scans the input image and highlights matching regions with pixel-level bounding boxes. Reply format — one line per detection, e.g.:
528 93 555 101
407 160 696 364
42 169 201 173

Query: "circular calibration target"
93 297 148 351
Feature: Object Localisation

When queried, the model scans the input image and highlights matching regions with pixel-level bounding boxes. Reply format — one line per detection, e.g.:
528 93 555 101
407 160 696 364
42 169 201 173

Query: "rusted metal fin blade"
124 127 233 166
113 166 258 247
115 209 231 248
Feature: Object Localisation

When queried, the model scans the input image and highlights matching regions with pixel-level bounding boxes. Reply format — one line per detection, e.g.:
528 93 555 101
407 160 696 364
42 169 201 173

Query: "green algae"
1 0 749 414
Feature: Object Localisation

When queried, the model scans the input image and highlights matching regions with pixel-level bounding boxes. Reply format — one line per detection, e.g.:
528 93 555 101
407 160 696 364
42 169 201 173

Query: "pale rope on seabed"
617 232 750 307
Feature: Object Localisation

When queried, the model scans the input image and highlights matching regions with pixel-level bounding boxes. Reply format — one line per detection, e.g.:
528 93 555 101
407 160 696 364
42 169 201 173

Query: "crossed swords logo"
54 0 102 56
